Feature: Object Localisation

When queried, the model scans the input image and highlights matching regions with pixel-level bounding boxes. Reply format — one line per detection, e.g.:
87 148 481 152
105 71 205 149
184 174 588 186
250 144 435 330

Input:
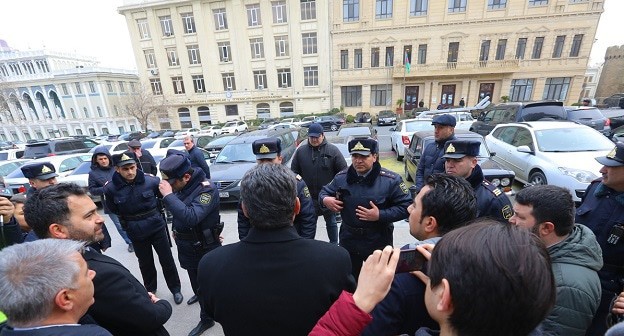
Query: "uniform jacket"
0 324 112 336
415 135 456 191
465 164 513 221
542 224 602 336
162 169 220 269
88 147 114 213
82 248 172 336
136 149 158 176
187 145 211 179
237 176 316 240
197 226 356 336
103 169 165 241
310 291 372 336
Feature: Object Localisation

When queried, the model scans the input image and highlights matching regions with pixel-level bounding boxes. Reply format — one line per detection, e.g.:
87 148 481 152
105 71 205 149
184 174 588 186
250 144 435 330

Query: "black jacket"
415 135 456 191
136 149 158 176
187 145 211 179
0 324 112 336
88 147 114 213
465 164 513 221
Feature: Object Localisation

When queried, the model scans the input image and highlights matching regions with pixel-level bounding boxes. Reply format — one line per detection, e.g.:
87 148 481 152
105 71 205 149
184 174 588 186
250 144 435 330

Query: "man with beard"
414 114 456 193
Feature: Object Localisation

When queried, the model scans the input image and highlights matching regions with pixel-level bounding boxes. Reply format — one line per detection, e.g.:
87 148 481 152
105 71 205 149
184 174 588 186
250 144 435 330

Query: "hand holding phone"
396 247 427 273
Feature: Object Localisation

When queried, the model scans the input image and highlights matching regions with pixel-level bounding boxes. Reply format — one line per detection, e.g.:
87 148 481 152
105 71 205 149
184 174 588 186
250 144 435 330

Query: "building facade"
595 44 624 103
118 0 331 129
580 64 602 102
0 42 141 141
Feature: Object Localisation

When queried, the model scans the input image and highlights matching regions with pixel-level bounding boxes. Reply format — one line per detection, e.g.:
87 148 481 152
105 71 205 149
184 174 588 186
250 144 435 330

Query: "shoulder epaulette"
379 168 397 179
295 174 302 181
336 168 348 175
482 180 502 196
202 181 211 187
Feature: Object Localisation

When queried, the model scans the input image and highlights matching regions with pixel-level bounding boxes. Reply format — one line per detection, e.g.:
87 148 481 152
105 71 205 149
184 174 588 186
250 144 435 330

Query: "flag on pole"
404 51 411 74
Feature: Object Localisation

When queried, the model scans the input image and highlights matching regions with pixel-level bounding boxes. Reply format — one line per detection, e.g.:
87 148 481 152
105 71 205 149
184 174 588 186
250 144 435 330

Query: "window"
83 107 89 118
192 75 205 93
410 0 428 16
272 1 288 24
385 46 394 66
371 48 380 67
570 34 583 57
97 106 103 117
480 40 491 62
509 79 534 101
302 33 318 55
88 81 96 93
448 42 459 63
218 42 231 62
105 81 113 93
137 19 150 39
417 44 427 64
70 108 76 119
118 81 125 93
301 0 316 20
529 0 548 5
341 86 362 107
222 73 236 90
150 79 162 95
488 0 506 9
448 0 466 13
181 13 196 34
343 0 359 22
354 49 363 68
213 8 228 30
160 16 174 36
304 66 318 86
166 47 179 66
277 68 291 88
515 38 527 59
254 70 267 89
187 44 201 64
569 0 587 2
172 76 185 94
542 77 571 100
341 50 349 69
144 49 157 68
495 39 507 60
247 4 262 26
275 36 289 57
130 82 136 92
376 0 393 19
370 85 392 106
74 82 82 95
552 35 565 58
403 45 412 65
250 38 265 59
532 37 544 59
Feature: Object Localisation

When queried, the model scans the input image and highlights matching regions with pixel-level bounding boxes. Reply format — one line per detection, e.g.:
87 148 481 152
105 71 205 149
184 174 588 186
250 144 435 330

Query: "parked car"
0 159 29 177
118 132 147 141
146 130 171 138
89 141 130 156
198 125 222 137
298 116 317 127
281 117 300 124
470 101 567 136
355 112 372 124
0 148 25 161
389 119 435 161
336 123 378 139
221 120 249 134
404 130 515 193
22 138 91 159
564 106 610 136
377 110 397 126
314 115 345 131
204 134 238 159
415 111 474 131
210 128 297 203
258 118 280 130
485 121 614 202
141 137 177 156
161 130 178 137
604 93 624 109
175 128 201 139
57 161 101 202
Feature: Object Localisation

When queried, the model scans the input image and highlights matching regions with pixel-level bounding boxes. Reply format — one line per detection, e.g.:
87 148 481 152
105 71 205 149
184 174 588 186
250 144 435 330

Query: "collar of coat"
346 161 381 185
594 182 624 206
465 164 484 189
242 226 301 243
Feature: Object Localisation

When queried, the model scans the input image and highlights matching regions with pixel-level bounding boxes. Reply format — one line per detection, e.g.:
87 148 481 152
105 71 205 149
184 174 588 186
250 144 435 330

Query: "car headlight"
490 178 500 187
558 167 598 183
500 177 511 187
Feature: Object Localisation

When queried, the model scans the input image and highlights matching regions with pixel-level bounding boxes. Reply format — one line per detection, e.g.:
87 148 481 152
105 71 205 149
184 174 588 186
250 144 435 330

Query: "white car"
415 111 474 131
198 125 222 137
140 137 177 153
175 128 201 139
485 121 615 202
89 141 129 155
221 121 248 134
389 119 435 161
269 123 298 130
57 161 102 202
0 148 25 161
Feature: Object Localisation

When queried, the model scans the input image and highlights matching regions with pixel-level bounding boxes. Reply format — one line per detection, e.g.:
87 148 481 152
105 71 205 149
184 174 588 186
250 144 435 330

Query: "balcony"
392 59 521 78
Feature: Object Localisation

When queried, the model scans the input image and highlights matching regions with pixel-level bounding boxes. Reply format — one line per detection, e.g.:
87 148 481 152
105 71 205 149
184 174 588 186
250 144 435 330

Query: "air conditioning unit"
258 84 264 89
149 68 159 76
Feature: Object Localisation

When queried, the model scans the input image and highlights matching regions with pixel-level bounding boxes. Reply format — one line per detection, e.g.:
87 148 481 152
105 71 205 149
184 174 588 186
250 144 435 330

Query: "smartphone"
396 248 427 273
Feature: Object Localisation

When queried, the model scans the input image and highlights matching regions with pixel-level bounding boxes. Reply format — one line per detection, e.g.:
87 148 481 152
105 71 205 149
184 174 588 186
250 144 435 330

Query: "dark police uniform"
103 151 182 300
414 114 457 192
576 143 624 335
319 138 412 278
442 140 513 221
237 137 316 240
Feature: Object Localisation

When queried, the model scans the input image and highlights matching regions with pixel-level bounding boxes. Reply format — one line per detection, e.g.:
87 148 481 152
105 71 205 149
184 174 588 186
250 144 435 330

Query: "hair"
514 185 575 236
24 183 87 239
421 173 477 234
240 164 297 229
184 135 194 143
428 219 555 336
0 239 86 327
10 193 27 205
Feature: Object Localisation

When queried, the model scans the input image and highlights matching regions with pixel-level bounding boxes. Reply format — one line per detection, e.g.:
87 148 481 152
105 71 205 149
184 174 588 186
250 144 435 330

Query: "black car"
564 107 610 136
404 130 515 193
604 93 624 109
377 110 397 126
23 139 91 159
203 134 237 158
470 101 566 136
314 115 346 131
355 112 372 124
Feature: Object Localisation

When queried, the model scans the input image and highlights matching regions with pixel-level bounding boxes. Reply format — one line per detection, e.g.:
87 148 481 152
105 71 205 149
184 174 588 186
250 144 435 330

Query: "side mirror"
517 145 533 154
389 127 395 132
490 152 496 157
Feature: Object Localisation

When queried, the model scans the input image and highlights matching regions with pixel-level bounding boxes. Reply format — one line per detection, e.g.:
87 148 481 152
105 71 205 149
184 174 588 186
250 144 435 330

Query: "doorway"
479 83 494 103
440 85 456 108
404 86 419 111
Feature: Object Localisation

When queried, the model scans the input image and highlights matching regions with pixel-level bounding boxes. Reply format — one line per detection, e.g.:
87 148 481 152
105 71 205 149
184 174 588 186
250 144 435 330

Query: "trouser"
187 268 213 323
320 212 339 244
131 227 181 294
108 213 132 245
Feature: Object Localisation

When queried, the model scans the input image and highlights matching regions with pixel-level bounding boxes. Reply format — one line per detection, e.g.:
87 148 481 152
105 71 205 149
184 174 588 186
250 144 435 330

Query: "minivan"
470 101 566 136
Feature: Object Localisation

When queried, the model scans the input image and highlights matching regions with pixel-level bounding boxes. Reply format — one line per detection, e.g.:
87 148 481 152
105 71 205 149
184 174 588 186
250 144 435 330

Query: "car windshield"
6 167 25 178
535 128 615 152
140 140 157 149
215 143 256 163
169 139 184 147
224 122 237 128
68 162 92 175
337 127 372 137
405 121 434 132
567 109 604 120
379 111 393 117
208 136 236 146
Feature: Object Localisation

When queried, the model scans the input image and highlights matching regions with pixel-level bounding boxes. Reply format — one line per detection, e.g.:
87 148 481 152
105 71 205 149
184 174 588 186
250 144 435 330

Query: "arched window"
256 103 270 119
178 107 192 128
197 106 211 125
279 102 294 117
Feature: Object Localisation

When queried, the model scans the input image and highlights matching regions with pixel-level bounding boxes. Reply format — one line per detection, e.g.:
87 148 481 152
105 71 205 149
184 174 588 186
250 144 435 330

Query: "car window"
535 127 615 152
405 122 434 132
0 153 7 161
280 132 295 148
141 141 157 149
0 162 19 176
567 109 603 120
59 157 83 172
495 126 517 145
161 138 176 148
215 143 255 163
512 128 533 149
113 143 129 151
520 105 566 121
208 136 235 146
69 162 92 175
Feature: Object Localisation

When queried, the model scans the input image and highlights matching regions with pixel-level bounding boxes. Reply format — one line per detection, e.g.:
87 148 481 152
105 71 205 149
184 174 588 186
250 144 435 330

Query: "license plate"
219 191 229 198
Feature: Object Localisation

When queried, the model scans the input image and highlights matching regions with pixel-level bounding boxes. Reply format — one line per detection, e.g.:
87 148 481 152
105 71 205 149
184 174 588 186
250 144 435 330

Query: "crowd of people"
1 118 624 336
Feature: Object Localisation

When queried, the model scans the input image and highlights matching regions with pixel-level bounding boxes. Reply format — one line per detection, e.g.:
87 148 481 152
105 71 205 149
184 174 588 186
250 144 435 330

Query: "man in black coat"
198 164 355 336
23 183 173 336
414 114 456 192
128 139 158 175
183 136 211 179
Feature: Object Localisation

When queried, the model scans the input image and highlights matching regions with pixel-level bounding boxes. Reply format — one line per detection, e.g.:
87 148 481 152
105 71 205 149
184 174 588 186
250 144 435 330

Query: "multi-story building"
0 40 141 141
595 44 624 104
580 64 602 103
118 0 331 129
332 0 604 114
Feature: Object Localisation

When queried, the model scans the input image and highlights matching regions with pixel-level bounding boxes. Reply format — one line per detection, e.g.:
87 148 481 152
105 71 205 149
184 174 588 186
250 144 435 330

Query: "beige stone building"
595 44 624 103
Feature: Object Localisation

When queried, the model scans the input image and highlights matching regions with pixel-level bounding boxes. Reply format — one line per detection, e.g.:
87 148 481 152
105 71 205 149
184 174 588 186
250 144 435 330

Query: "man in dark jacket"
24 183 173 336
128 139 158 175
443 140 513 221
88 147 133 252
183 136 210 179
414 114 456 192
159 153 221 336
291 123 347 244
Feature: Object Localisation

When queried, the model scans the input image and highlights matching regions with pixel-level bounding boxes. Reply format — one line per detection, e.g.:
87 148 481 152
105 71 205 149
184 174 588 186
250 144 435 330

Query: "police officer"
443 140 513 221
238 137 316 240
576 143 624 335
414 114 457 192
103 151 183 304
320 138 412 278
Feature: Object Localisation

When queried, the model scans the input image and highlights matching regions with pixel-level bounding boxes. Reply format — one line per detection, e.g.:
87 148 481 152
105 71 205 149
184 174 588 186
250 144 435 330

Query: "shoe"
127 244 134 253
188 320 215 336
187 294 199 305
173 292 184 305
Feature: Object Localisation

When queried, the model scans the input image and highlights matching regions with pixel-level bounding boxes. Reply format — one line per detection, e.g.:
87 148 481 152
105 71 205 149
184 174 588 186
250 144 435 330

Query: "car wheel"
405 163 413 182
330 124 338 131
235 130 239 134
396 145 403 161
528 171 547 186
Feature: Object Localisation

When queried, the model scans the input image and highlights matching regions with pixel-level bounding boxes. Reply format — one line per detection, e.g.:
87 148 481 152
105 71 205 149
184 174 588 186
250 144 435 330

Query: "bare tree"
120 82 169 131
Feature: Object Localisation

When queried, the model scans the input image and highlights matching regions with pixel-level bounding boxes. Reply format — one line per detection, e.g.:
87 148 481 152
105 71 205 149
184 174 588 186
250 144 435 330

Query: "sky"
0 0 622 70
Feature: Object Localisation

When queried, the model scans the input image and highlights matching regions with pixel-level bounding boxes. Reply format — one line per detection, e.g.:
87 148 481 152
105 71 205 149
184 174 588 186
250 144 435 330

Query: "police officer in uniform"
576 143 624 335
158 153 220 336
443 140 513 221
103 151 183 305
238 137 316 240
320 138 412 278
